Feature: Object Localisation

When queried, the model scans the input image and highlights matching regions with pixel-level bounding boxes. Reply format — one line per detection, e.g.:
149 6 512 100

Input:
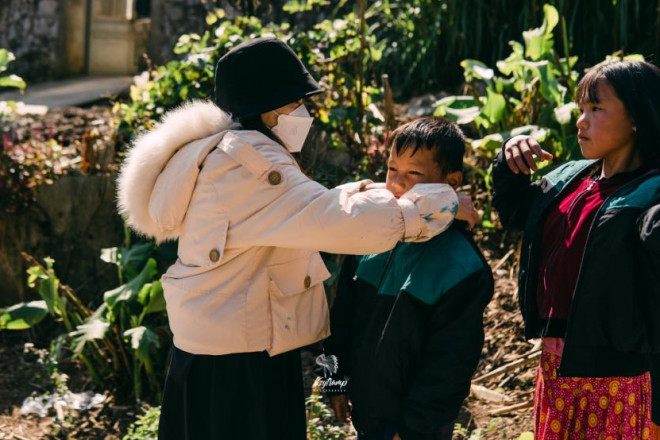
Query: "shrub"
433 4 643 228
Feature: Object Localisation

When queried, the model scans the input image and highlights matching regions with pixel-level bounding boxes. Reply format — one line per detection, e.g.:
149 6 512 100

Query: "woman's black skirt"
158 346 306 440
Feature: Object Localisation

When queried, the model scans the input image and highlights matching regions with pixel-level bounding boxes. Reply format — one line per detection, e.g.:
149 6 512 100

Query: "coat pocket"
178 211 229 268
267 252 331 356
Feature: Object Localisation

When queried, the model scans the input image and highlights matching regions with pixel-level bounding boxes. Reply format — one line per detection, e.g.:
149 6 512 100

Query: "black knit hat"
214 37 323 119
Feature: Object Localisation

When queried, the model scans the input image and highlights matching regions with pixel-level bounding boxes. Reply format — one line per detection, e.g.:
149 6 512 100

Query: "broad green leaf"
542 4 559 35
434 95 479 109
369 46 383 62
536 62 562 105
559 56 579 70
122 242 155 280
205 9 225 25
124 326 161 363
0 49 15 73
554 102 578 125
496 41 524 76
26 265 46 288
143 281 166 315
523 28 551 61
510 125 550 142
0 75 26 91
104 258 158 309
436 106 481 125
71 318 110 341
606 52 646 63
481 89 506 123
461 59 494 81
522 5 558 61
70 318 111 356
434 96 481 124
0 301 48 330
37 275 59 316
623 54 645 61
137 283 152 306
472 133 505 153
100 247 119 265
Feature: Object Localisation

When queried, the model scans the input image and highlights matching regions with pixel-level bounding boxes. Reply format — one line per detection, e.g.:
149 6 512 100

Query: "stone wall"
0 0 64 82
0 174 124 307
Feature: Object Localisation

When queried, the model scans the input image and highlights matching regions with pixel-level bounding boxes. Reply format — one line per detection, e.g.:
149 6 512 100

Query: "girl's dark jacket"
322 226 493 439
492 152 660 385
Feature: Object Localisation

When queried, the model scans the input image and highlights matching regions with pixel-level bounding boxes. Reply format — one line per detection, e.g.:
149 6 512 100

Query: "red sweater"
537 166 647 320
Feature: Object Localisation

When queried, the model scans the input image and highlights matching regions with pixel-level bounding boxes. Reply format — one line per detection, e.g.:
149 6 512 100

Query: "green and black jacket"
322 226 493 439
492 152 660 420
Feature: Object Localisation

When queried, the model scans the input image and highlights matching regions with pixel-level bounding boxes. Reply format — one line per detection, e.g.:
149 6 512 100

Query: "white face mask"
271 104 314 153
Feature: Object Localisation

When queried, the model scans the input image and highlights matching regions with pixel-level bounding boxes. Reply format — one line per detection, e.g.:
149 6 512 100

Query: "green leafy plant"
0 49 26 93
433 3 642 228
123 405 161 440
434 4 578 161
0 233 173 402
306 389 348 440
114 3 387 189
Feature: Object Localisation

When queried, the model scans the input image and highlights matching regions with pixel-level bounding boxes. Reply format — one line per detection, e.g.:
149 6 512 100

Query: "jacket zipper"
557 169 659 376
375 244 402 352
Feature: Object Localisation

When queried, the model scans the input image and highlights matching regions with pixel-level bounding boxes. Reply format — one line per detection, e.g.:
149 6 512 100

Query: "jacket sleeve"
491 145 539 231
636 203 660 351
224 161 458 255
321 255 359 393
399 270 493 439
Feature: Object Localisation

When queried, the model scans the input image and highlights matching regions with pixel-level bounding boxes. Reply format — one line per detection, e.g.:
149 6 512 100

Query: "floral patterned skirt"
534 350 652 439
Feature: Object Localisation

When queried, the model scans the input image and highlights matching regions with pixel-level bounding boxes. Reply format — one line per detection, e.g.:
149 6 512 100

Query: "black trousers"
158 347 306 440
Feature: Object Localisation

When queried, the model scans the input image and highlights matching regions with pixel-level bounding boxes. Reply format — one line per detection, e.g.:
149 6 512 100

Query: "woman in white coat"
117 37 478 439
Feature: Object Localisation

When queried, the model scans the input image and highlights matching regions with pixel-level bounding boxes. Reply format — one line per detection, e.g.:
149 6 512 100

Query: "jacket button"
304 275 312 289
268 170 282 186
209 249 220 262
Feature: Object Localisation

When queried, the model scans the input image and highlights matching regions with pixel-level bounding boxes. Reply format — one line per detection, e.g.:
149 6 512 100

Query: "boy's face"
386 146 461 198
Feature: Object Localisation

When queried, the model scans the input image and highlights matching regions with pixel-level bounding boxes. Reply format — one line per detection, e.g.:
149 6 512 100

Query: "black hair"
237 113 283 145
576 60 660 169
387 117 465 175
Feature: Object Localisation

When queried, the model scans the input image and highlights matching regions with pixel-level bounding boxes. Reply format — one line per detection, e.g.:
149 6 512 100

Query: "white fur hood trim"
117 100 235 242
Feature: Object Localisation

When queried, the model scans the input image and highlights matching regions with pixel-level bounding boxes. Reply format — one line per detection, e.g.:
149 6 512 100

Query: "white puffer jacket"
117 101 458 355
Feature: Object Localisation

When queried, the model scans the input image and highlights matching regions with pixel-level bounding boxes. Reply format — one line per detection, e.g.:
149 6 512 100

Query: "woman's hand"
503 135 553 175
455 191 480 228
329 394 351 423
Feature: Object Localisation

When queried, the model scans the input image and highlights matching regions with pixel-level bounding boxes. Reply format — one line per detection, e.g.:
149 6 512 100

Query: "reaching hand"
328 394 351 423
503 135 554 175
455 191 479 229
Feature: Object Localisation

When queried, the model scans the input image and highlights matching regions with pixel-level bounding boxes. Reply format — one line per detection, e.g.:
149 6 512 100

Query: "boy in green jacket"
320 117 493 440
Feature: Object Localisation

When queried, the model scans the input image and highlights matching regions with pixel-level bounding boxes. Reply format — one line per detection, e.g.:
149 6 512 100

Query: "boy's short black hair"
387 117 465 175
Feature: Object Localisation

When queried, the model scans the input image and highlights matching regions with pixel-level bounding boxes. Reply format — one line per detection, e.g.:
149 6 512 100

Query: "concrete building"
0 0 212 81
